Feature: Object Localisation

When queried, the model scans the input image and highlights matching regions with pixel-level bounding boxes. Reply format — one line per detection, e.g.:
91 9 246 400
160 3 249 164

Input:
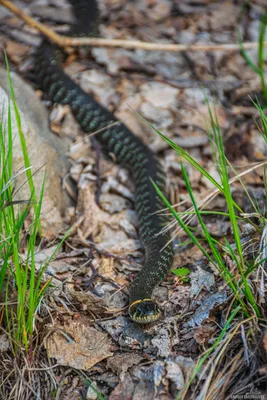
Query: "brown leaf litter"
1 0 267 398
45 317 113 370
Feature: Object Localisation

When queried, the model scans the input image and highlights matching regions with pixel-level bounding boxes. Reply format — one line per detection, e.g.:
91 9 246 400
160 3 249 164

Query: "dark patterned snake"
34 0 174 323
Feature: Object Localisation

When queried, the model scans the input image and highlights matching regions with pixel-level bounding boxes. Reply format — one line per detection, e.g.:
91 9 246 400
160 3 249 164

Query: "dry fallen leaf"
76 176 101 239
68 286 110 316
185 290 228 328
190 265 215 296
46 318 113 370
107 353 144 375
6 40 30 64
98 257 115 277
194 323 217 345
151 327 171 358
109 372 135 400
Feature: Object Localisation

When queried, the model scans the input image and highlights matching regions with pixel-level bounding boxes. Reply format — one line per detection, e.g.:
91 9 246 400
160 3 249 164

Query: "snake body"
34 0 173 323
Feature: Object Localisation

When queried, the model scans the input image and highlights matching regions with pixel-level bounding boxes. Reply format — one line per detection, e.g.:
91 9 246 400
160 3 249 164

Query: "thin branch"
0 0 63 47
1 0 267 53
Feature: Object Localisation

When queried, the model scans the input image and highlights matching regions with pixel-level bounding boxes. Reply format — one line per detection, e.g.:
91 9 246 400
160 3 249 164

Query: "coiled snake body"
34 0 173 323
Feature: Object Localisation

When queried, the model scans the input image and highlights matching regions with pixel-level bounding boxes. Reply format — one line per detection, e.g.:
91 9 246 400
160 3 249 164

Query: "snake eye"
129 299 161 324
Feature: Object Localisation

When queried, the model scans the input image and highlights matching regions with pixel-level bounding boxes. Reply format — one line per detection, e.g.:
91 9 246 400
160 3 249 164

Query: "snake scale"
34 0 174 323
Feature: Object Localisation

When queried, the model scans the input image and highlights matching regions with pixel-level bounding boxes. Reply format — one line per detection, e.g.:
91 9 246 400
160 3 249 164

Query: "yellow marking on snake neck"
129 298 153 307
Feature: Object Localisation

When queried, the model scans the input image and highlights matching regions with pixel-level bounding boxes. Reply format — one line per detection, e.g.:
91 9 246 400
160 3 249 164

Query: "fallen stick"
1 0 266 53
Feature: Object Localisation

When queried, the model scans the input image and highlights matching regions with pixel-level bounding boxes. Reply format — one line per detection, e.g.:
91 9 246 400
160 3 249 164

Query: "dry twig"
1 0 267 53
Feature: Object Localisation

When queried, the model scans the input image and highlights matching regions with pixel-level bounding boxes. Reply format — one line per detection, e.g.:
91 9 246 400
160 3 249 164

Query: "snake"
34 0 174 323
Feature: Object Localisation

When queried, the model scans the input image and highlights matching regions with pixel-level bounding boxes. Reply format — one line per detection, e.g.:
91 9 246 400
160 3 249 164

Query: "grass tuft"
152 98 265 318
150 95 267 397
0 58 69 360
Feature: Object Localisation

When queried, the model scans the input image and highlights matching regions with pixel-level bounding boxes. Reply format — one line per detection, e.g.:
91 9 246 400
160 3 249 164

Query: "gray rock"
0 69 71 238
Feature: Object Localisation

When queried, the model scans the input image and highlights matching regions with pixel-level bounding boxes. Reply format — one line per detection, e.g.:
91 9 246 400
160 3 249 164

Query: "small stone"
86 383 98 400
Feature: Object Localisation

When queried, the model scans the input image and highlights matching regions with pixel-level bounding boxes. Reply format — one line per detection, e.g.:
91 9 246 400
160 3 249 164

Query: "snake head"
129 299 161 324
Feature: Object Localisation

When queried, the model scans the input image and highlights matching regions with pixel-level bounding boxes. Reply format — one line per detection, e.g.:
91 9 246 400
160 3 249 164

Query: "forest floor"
1 0 267 399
